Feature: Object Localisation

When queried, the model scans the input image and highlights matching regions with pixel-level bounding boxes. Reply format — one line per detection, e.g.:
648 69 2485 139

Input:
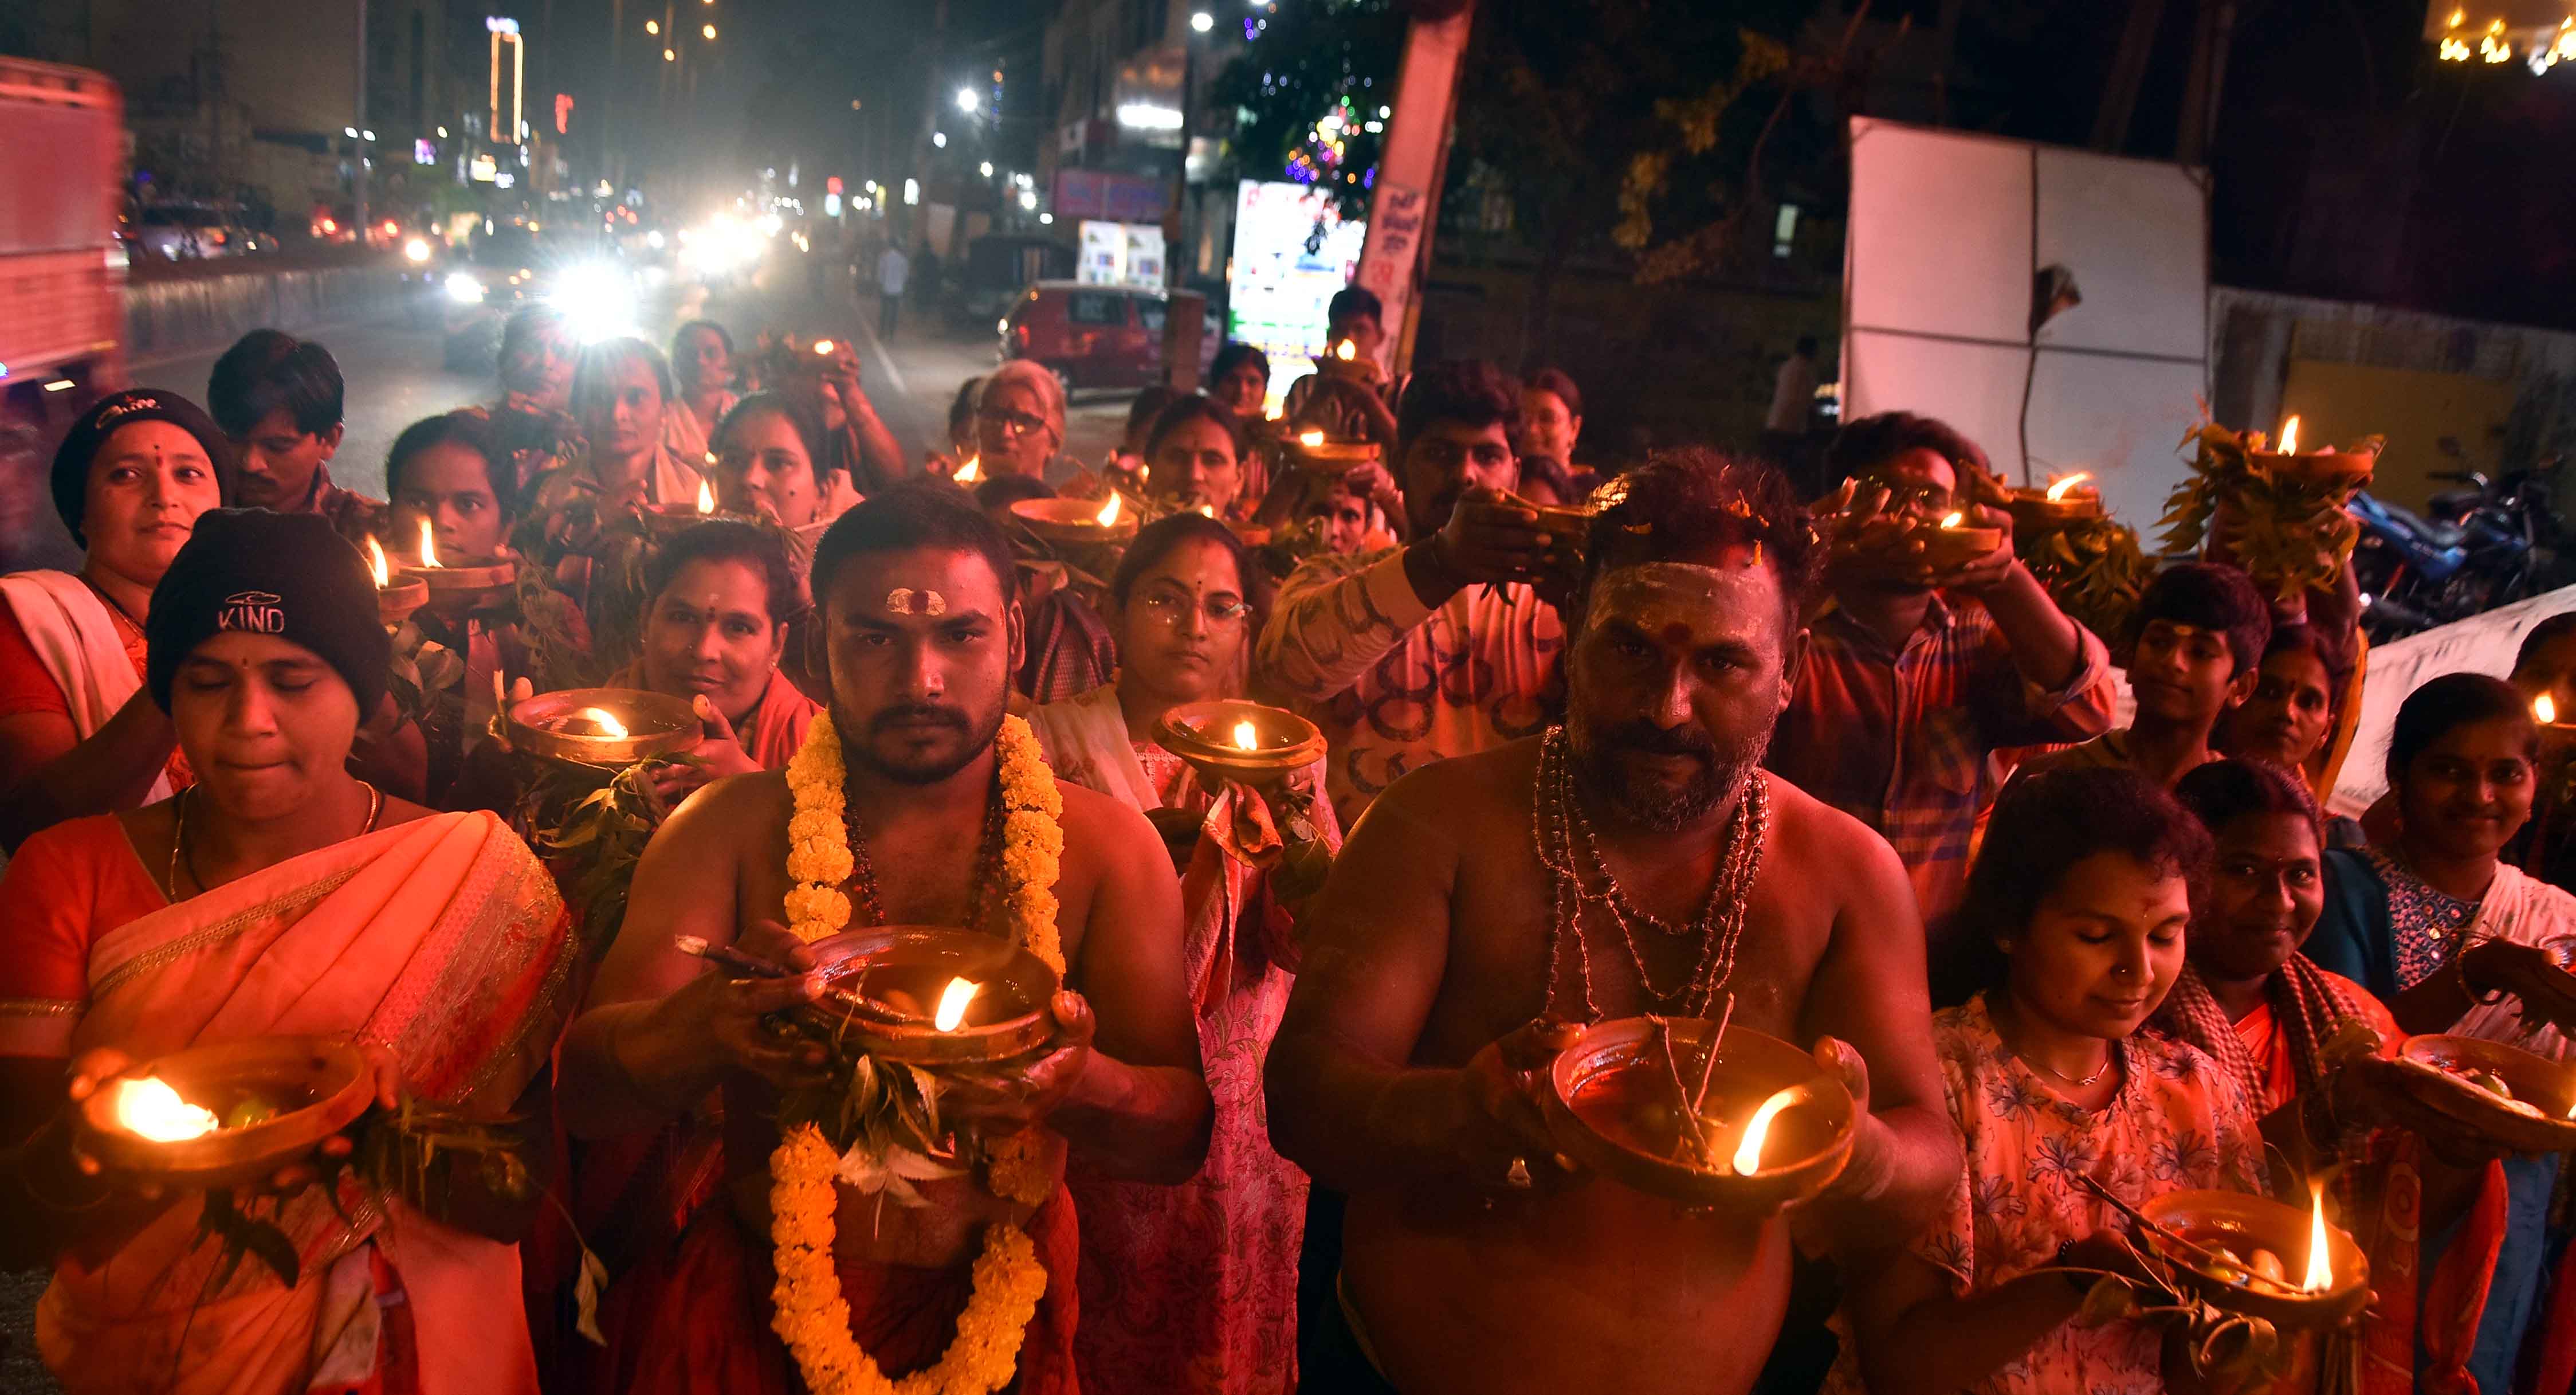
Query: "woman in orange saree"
0 510 575 1395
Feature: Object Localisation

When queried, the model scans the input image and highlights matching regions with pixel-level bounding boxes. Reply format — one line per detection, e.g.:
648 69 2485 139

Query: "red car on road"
998 280 1218 391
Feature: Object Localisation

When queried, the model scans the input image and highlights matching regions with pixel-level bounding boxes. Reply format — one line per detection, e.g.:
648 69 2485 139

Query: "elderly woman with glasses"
977 359 1075 488
1028 512 1338 1395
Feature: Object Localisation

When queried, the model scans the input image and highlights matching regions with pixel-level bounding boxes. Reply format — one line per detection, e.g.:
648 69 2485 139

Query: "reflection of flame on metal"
1939 511 1965 529
418 517 441 568
2044 471 2092 501
2300 1180 2333 1293
1095 493 1123 526
113 1076 220 1143
2540 694 2559 726
366 536 392 588
1232 719 1260 751
1298 429 1325 448
2277 414 2301 456
954 456 982 484
574 706 630 739
697 479 716 514
933 977 979 1032
1731 1087 1801 1175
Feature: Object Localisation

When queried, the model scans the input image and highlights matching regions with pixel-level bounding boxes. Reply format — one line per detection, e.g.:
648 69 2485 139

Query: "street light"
1191 10 1214 32
645 18 658 34
979 161 993 177
932 131 947 148
344 126 358 137
957 87 980 113
362 129 375 141
702 23 716 38
662 48 676 61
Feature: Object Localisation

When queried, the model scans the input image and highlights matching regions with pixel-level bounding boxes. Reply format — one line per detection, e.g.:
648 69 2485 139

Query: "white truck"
0 57 126 431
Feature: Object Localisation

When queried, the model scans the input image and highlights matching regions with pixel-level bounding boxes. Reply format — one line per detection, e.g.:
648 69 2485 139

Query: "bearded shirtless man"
1266 451 1960 1395
557 482 1211 1394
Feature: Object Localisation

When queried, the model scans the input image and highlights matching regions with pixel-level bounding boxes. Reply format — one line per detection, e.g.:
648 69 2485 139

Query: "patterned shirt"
1254 545 1561 827
2362 846 2481 993
1826 996 2263 1395
1766 594 2112 925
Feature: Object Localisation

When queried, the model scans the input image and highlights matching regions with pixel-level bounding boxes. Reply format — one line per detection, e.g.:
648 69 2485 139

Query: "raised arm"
1794 799 1962 1232
1254 551 1432 704
1023 785 1211 1183
1265 765 1562 1192
0 695 179 851
555 775 828 1139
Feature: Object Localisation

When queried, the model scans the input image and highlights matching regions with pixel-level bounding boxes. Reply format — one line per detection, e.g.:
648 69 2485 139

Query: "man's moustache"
1597 720 1717 759
870 704 969 732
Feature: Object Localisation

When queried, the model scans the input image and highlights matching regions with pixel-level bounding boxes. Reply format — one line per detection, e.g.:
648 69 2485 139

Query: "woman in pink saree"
1030 512 1338 1395
0 510 574 1395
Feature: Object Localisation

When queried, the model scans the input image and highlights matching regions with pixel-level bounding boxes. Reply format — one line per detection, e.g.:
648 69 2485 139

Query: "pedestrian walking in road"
876 241 910 340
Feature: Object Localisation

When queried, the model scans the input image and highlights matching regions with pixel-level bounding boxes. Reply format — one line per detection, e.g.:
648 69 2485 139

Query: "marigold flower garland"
771 712 1066 1395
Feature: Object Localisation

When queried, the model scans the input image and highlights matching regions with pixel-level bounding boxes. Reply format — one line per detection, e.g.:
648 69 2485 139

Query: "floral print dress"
1828 995 2263 1395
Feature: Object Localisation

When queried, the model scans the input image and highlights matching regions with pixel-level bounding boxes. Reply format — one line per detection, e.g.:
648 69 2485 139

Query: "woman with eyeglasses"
1028 512 1338 1395
977 359 1075 488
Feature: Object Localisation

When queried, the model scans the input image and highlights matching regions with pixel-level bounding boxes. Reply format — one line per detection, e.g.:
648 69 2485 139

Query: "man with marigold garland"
1266 451 1960 1395
557 481 1212 1394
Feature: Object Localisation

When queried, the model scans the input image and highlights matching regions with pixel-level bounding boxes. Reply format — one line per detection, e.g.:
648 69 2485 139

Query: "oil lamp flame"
1232 719 1260 751
2301 1180 2333 1293
696 479 716 515
1095 493 1123 527
1939 510 1966 530
2540 694 2558 726
418 517 440 568
1731 1087 1801 1175
812 339 835 356
1196 503 1216 519
955 456 982 484
1334 340 1356 362
366 536 391 588
2277 414 2302 456
2044 471 2092 501
933 977 979 1033
574 706 630 738
113 1075 220 1143
1298 429 1326 448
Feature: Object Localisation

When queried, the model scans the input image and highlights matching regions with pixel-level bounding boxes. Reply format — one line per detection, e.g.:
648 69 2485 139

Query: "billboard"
1226 180 1367 410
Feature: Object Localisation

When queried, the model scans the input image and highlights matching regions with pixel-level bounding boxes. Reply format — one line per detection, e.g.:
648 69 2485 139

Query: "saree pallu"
40 811 575 1395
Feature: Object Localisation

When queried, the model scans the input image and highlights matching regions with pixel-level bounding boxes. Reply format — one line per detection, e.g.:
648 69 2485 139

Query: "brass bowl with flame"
1155 700 1326 790
2250 449 2377 492
795 925 1063 1065
2140 1189 2370 1326
1285 434 1380 479
2003 487 2106 532
1899 521 2005 573
375 575 429 629
2394 1033 2576 1154
1542 1018 1856 1211
500 687 700 768
1010 496 1139 547
643 500 728 538
400 556 519 613
77 1036 375 1190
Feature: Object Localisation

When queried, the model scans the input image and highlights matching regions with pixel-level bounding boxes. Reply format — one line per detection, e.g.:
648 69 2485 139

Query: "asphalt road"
1 253 1138 575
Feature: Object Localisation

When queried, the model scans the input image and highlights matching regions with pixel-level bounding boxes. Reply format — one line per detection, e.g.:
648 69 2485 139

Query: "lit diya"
1010 491 1139 546
795 924 1064 1065
77 1037 375 1189
367 536 427 628
952 455 984 485
2003 472 2107 531
2393 1033 2576 1153
2249 414 2377 492
645 477 725 536
1285 428 1380 479
498 686 700 767
1153 699 1327 789
1903 510 2006 572
1541 1016 1857 1210
398 518 517 610
2138 1183 2370 1326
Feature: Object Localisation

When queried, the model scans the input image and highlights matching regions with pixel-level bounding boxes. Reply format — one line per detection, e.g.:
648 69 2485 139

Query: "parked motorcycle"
2351 460 2569 640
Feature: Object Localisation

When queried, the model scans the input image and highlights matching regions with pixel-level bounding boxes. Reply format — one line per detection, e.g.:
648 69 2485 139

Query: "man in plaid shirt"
1766 413 2114 935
